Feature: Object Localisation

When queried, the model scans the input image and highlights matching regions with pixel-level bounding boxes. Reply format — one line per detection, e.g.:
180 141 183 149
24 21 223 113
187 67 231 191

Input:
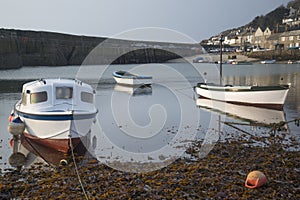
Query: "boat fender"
245 170 267 188
8 117 25 136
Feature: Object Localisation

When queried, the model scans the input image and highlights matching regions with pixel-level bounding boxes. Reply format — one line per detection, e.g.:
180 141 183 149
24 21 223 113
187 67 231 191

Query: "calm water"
0 62 300 172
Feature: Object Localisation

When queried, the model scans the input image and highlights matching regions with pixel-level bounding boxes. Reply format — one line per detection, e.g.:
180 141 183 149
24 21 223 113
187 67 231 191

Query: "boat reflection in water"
196 98 287 127
114 84 152 96
8 134 91 169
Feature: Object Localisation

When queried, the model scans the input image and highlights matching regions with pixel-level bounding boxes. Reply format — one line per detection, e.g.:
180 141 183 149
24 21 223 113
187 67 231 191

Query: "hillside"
207 0 300 41
245 5 289 31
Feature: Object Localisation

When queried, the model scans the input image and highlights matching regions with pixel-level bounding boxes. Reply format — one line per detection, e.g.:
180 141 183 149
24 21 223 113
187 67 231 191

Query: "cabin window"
30 91 47 104
81 92 93 103
21 93 27 105
56 87 73 99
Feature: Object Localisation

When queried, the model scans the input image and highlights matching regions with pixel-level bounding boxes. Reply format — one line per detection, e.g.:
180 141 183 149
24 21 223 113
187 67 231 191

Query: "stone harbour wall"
0 29 199 69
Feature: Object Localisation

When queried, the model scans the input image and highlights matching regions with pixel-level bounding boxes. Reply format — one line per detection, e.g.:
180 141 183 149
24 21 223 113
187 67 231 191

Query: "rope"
69 136 89 200
222 121 269 145
174 87 196 101
23 136 52 166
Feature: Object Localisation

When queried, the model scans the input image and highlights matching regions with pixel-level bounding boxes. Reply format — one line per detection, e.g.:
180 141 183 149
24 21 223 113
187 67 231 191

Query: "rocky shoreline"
0 137 299 199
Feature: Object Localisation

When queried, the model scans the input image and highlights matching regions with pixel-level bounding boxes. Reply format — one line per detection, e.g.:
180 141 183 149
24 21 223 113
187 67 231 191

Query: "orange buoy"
245 170 267 189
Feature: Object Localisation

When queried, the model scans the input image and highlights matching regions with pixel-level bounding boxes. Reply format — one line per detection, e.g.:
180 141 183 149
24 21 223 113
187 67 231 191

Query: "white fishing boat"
9 78 97 152
260 59 276 64
194 36 290 110
195 83 290 110
113 70 152 86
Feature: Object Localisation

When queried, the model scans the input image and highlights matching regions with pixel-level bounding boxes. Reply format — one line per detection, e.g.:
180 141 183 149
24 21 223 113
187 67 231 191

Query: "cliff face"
0 29 198 69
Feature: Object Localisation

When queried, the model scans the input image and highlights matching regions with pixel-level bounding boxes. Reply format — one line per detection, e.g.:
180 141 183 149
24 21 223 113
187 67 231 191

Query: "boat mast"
219 35 224 85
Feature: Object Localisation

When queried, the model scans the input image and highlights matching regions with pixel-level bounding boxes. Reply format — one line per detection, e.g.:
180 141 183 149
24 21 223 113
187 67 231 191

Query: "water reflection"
113 84 152 96
1 63 299 172
196 98 287 126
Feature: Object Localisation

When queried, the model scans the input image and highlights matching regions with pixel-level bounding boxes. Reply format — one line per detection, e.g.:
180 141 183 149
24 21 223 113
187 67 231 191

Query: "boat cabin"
18 79 95 112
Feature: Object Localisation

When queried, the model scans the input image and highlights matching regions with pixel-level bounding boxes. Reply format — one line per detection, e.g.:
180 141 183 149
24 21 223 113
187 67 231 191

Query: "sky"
0 0 291 43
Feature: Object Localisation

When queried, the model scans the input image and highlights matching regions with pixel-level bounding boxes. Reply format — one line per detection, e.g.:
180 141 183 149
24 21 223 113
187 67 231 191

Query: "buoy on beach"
8 117 25 136
245 170 267 189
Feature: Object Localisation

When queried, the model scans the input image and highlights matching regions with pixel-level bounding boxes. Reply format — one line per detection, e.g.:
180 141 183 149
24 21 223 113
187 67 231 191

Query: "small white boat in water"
260 59 276 64
113 70 152 86
194 83 290 110
10 78 97 152
194 36 290 111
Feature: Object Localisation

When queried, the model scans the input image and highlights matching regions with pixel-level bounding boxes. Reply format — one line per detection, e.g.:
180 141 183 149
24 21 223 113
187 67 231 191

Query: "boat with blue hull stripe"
16 110 97 121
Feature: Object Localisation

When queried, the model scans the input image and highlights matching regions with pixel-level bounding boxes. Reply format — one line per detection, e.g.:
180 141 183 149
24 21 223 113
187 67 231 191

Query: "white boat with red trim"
10 78 97 152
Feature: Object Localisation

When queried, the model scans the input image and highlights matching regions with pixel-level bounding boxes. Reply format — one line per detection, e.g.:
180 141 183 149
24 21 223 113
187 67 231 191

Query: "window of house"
30 91 47 104
289 36 294 41
81 92 93 103
297 35 300 40
56 87 73 99
281 37 285 41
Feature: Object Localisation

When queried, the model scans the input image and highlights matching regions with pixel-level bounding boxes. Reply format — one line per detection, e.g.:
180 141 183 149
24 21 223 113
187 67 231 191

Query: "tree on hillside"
287 0 300 9
246 5 289 30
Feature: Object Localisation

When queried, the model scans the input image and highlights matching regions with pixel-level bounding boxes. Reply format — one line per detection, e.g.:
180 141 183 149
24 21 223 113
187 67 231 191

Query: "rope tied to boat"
69 125 89 200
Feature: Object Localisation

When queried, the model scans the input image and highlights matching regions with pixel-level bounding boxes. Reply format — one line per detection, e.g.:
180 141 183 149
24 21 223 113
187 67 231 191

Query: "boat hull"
22 132 84 153
14 110 96 152
112 71 152 86
17 133 88 165
113 76 152 86
195 84 290 110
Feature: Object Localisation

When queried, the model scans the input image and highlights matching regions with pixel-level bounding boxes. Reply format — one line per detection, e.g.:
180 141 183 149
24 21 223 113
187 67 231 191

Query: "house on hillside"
253 27 264 47
265 33 282 50
236 30 253 50
279 30 300 49
265 30 300 50
282 7 300 30
253 27 272 49
224 34 238 45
